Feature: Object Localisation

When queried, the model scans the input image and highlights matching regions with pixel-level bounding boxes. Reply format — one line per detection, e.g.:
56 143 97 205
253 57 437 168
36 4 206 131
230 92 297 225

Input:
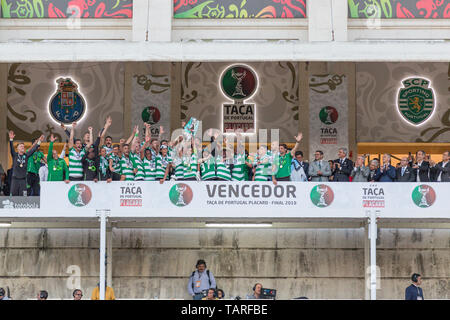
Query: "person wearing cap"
187 259 216 300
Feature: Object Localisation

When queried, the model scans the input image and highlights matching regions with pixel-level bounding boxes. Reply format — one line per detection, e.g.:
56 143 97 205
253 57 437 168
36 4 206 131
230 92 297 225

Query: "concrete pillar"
106 226 113 288
364 224 370 300
170 62 182 133
0 64 7 171
148 0 172 42
308 0 347 42
298 62 310 159
132 0 149 41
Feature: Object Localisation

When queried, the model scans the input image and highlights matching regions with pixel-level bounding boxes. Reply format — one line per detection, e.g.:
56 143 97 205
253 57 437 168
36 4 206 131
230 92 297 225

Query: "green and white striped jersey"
232 153 248 181
216 156 231 181
143 156 157 181
155 154 172 179
200 157 216 180
254 154 272 181
109 153 121 173
173 157 185 180
69 147 86 178
131 153 145 181
183 154 198 180
120 155 135 181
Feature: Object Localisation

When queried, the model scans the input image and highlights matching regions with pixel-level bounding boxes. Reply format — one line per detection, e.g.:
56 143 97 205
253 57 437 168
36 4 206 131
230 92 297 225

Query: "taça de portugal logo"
398 78 435 125
412 185 436 208
49 78 86 124
68 183 92 207
142 106 161 125
319 106 338 125
169 183 193 207
310 184 334 208
221 65 257 101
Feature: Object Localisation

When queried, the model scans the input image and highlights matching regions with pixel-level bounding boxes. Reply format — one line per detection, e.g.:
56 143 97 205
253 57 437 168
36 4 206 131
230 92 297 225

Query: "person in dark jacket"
396 157 415 182
332 148 353 182
9 131 44 196
412 150 430 182
405 273 424 300
430 151 449 182
378 154 396 182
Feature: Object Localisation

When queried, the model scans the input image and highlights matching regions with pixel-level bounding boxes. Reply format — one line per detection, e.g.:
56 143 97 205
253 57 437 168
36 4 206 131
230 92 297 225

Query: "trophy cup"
147 107 155 124
183 117 200 141
325 108 333 124
317 185 328 207
418 186 430 207
74 185 86 206
232 70 246 97
176 185 187 206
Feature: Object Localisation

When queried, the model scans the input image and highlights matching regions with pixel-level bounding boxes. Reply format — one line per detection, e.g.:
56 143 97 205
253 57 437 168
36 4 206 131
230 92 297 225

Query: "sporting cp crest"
397 78 435 125
49 78 86 124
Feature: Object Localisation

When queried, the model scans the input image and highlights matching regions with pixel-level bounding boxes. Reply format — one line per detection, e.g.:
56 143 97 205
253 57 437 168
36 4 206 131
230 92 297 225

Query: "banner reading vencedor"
37 182 450 219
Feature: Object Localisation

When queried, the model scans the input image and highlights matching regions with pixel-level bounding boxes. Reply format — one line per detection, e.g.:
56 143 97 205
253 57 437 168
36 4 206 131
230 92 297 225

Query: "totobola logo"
398 78 435 125
319 106 339 125
49 78 86 124
310 184 334 208
169 183 193 207
68 183 92 207
141 106 161 125
412 185 436 208
221 65 258 102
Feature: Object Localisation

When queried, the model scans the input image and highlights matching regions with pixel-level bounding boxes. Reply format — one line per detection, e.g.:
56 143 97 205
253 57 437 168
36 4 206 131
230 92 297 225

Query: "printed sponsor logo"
0 197 40 209
412 184 436 208
68 184 92 207
120 183 143 207
310 184 334 208
169 183 193 207
49 78 86 124
398 78 435 125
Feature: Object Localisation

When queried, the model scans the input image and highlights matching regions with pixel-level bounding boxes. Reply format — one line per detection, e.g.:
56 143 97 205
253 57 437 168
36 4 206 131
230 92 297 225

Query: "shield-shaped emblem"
397 78 435 125
49 78 86 124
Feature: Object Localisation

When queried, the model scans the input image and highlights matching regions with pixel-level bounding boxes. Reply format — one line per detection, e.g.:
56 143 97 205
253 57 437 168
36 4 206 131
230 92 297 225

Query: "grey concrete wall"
0 228 448 300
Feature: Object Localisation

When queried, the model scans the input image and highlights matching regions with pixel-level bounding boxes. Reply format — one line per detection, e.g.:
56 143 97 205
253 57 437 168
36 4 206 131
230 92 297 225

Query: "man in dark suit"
378 154 396 182
333 148 353 182
396 157 415 182
405 273 424 300
430 151 449 182
412 150 431 182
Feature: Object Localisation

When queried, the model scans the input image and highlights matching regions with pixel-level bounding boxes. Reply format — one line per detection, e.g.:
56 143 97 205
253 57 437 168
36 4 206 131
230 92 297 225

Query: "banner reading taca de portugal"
36 182 450 219
309 74 348 161
132 74 171 140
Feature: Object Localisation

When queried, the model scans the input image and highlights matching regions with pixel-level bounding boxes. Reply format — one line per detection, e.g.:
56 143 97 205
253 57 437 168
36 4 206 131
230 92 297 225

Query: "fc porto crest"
397 78 435 125
49 78 86 124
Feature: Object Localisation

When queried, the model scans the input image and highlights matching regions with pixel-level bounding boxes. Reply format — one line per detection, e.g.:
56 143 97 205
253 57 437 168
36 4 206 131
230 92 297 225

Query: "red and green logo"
68 183 92 207
412 185 436 208
169 183 193 207
398 78 435 125
221 65 257 101
141 106 161 125
319 106 338 125
310 184 334 208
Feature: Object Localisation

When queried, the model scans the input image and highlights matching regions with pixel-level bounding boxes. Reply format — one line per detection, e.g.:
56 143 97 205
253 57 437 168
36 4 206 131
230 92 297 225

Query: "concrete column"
132 0 149 41
148 0 172 42
331 0 348 41
308 0 332 41
170 62 182 133
0 64 8 171
364 224 370 300
298 62 310 159
308 0 347 42
106 226 113 288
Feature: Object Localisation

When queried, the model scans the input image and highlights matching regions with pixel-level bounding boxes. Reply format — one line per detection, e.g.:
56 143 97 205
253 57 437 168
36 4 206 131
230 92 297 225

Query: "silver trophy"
147 107 155 124
325 108 333 124
232 70 246 97
418 186 430 207
176 185 187 206
74 185 86 206
317 185 328 207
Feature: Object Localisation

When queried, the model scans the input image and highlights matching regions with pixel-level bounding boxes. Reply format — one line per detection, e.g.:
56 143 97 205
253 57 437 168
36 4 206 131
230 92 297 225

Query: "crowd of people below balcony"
2 117 449 196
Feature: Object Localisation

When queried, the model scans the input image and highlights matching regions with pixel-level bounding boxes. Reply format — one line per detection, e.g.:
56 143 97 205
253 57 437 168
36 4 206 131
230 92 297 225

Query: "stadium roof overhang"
0 40 449 63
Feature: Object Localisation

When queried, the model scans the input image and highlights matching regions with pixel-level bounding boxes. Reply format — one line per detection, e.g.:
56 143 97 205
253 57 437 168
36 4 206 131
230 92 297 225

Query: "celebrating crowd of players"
6 117 450 196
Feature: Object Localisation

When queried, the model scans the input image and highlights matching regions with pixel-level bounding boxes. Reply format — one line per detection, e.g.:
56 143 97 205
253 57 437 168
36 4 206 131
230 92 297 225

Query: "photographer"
187 259 216 300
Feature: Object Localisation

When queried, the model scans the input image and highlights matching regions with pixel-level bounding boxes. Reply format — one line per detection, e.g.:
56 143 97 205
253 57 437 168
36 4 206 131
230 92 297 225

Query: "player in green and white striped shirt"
119 144 135 181
216 148 231 181
155 145 172 180
253 145 277 184
199 149 216 181
68 125 93 181
109 144 122 181
182 146 198 181
130 142 145 181
142 148 157 181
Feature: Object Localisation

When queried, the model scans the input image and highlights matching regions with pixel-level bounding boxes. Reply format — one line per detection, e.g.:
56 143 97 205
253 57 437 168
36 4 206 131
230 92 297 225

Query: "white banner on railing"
24 181 449 219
